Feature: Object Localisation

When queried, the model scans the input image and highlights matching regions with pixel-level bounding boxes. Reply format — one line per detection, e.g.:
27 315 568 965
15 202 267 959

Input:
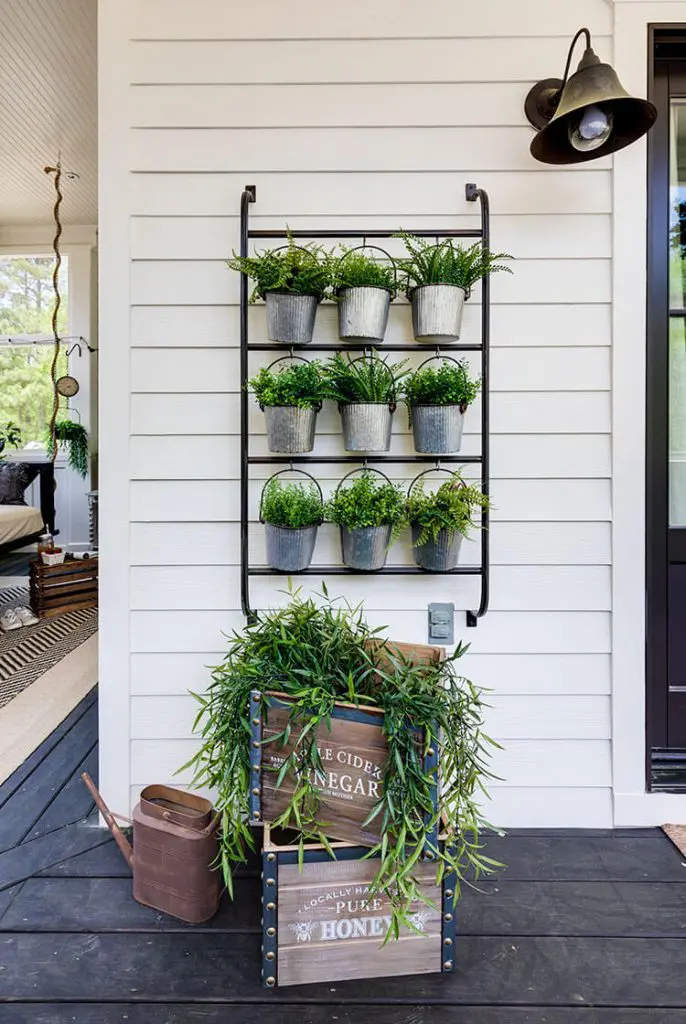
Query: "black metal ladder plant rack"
239 182 491 627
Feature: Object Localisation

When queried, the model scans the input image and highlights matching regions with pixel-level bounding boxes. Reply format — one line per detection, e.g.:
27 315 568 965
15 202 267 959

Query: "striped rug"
0 586 98 709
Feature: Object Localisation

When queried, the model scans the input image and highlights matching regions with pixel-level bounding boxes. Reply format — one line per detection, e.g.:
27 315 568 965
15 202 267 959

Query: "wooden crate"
29 557 99 619
250 690 439 849
261 824 457 988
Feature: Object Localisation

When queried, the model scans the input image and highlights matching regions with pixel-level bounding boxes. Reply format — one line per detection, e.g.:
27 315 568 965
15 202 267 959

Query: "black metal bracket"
239 181 491 627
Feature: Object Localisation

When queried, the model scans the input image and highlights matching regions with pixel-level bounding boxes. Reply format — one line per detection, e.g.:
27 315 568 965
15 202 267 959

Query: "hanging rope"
44 163 64 465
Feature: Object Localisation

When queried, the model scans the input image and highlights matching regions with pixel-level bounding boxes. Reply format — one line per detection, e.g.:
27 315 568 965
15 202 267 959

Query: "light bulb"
568 104 613 152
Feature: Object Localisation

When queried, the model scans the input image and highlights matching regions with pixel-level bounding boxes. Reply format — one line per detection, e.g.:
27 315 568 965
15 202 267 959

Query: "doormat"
0 586 98 709
662 824 686 859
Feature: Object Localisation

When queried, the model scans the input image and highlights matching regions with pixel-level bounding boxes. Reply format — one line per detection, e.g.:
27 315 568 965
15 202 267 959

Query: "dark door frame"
647 28 686 790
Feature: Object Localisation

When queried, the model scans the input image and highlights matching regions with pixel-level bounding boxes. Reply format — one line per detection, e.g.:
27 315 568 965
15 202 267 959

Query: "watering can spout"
81 772 134 869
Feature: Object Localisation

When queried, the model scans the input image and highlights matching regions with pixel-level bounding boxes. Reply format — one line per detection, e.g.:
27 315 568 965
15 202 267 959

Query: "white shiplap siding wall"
115 0 614 825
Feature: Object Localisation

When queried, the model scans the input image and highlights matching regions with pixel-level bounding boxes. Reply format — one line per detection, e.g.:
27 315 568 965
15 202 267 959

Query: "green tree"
0 257 69 443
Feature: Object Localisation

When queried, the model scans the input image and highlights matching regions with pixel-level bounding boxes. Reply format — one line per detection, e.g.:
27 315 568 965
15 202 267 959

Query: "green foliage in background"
323 352 407 405
325 471 406 532
0 421 23 457
330 247 396 296
46 420 89 478
227 235 330 302
403 360 481 412
184 585 499 938
260 478 323 529
395 232 512 298
0 256 69 444
407 472 491 545
248 361 324 409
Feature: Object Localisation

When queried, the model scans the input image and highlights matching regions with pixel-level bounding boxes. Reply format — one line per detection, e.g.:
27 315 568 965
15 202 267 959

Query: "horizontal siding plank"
132 1 612 40
129 82 529 129
130 347 610 394
128 433 611 479
490 739 611 787
485 787 612 828
130 171 612 217
130 258 611 306
129 564 611 612
131 390 611 436
130 477 611 524
130 694 609 744
129 651 611 697
131 37 613 85
130 212 611 259
130 609 611 654
130 302 611 349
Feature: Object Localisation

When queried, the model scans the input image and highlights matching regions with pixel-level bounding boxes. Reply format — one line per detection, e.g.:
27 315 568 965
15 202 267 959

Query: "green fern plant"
227 234 330 303
46 420 89 478
407 472 490 545
330 247 396 296
261 478 323 529
323 352 407 405
395 232 512 299
403 360 481 412
248 361 324 409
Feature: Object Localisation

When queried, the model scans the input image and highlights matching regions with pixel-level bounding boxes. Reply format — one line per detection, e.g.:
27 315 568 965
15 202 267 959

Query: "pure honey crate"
261 824 457 988
29 557 99 619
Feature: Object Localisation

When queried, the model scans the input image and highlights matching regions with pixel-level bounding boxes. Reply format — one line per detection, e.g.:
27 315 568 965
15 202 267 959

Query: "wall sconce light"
525 27 657 164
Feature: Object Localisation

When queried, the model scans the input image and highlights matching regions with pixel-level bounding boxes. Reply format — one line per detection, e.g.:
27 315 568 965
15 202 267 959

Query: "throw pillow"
0 463 40 505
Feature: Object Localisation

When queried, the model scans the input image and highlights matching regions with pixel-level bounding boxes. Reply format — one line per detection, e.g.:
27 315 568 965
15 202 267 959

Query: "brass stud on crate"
252 693 260 702
253 811 260 819
267 853 276 862
266 902 275 911
265 977 276 987
443 960 453 971
444 938 453 946
253 764 260 772
426 747 435 757
444 913 453 922
266 878 275 887
252 788 260 796
252 741 260 749
266 951 275 961
252 718 260 726
267 926 276 936
445 889 454 898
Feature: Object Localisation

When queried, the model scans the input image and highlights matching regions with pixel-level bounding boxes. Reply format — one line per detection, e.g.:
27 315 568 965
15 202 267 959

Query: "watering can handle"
81 772 134 870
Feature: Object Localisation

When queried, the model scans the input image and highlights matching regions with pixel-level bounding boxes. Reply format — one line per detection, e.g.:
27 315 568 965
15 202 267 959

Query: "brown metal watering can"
82 773 221 924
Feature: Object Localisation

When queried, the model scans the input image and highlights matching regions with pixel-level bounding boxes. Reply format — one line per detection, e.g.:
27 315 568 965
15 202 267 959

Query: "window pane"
0 256 69 446
670 318 686 525
670 101 686 308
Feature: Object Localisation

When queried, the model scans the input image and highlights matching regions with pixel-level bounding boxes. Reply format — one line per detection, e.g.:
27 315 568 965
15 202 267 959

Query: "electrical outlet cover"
428 602 455 645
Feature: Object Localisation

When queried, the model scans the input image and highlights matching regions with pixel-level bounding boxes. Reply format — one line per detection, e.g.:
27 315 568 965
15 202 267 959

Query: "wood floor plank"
0 690 96 811
2 933 686 1005
0 704 98 852
0 826 112 891
37 837 134 878
3 1007 684 1024
0 883 21 924
26 746 97 841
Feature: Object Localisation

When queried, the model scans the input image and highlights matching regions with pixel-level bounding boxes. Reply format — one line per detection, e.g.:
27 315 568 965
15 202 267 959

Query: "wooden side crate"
29 557 99 619
249 640 444 849
261 824 457 988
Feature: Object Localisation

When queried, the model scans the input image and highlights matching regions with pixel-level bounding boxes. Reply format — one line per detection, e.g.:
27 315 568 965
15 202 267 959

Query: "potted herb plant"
46 420 89 478
249 358 324 453
406 470 490 571
260 471 323 572
0 421 22 458
184 585 498 939
403 356 481 454
227 236 330 345
323 352 407 452
331 245 396 343
325 468 405 571
396 232 512 344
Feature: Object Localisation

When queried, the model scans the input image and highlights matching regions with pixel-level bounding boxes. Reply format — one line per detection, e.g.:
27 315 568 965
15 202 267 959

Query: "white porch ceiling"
0 0 97 228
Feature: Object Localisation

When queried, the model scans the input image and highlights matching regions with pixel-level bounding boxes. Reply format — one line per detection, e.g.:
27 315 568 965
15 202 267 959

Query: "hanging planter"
325 468 405 571
260 469 323 572
406 468 490 572
403 356 481 454
46 418 89 478
332 245 397 344
396 232 512 344
227 236 330 345
248 357 324 454
323 352 407 452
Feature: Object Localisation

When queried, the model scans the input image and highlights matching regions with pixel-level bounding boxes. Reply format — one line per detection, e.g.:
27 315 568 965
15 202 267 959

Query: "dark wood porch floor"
2 690 686 1022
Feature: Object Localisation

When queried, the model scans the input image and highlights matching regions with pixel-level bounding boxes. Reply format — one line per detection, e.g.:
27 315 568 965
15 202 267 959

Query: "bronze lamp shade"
526 28 657 165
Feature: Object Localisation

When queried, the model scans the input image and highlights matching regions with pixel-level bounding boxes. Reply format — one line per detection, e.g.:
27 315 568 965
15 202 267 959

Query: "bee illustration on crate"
289 920 316 943
408 910 431 932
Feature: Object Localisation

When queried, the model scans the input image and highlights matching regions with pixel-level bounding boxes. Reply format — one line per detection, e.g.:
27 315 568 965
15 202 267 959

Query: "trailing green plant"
395 231 512 298
403 360 481 412
325 471 406 533
407 472 490 545
248 361 324 409
0 420 22 457
183 584 499 936
330 247 396 296
323 351 407 405
45 420 89 478
227 234 330 303
261 478 323 529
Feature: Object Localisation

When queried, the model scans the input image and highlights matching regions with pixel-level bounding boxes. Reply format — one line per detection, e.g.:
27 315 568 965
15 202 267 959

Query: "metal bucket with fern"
407 468 490 572
324 353 405 453
260 470 323 572
334 246 396 344
326 468 405 572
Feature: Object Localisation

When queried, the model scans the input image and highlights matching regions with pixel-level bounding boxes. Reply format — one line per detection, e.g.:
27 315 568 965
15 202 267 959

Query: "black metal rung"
247 342 483 353
248 229 483 240
248 566 484 577
248 454 482 465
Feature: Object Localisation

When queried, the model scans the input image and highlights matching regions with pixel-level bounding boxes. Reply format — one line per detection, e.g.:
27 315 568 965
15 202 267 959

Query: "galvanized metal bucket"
265 523 318 572
264 405 319 453
341 524 392 571
410 404 465 454
265 292 319 345
411 525 464 571
339 402 394 451
410 284 466 343
338 286 392 343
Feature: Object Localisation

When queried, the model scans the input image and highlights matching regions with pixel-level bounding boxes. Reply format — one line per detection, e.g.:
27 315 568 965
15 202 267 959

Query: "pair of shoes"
0 606 39 632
